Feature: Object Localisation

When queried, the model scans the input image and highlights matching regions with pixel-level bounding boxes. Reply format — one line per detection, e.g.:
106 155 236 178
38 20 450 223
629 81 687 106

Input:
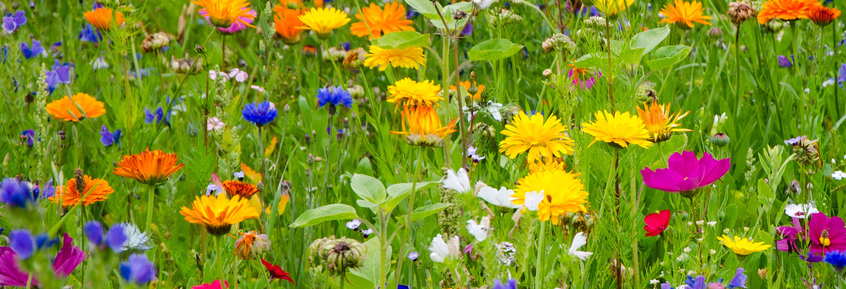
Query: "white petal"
570 251 593 261
523 191 544 211
570 232 588 251
466 219 488 242
496 187 521 209
443 169 471 193
477 186 501 206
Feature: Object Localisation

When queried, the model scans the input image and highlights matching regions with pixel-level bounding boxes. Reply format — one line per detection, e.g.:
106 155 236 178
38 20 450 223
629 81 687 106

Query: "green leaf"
619 46 646 66
468 39 524 61
351 174 387 204
429 2 473 30
290 204 359 227
630 26 670 55
370 31 430 49
396 203 453 225
383 181 438 213
349 237 382 288
404 0 440 20
757 179 774 207
573 53 607 68
356 157 374 176
646 45 691 70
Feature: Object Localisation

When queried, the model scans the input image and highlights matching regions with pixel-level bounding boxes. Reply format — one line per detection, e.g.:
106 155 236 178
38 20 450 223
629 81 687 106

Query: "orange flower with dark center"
351 2 414 39
84 7 125 30
808 6 840 26
222 180 260 199
113 149 185 186
49 176 115 206
757 0 822 24
45 93 106 122
273 6 305 45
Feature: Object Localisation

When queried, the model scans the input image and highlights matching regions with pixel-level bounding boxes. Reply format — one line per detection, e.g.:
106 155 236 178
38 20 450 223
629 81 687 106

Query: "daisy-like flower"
757 0 822 24
659 0 712 29
717 235 772 256
180 194 259 236
429 234 461 263
450 80 485 101
191 0 256 28
273 7 305 45
298 7 350 39
582 110 652 149
45 93 106 122
499 111 574 164
221 180 260 199
808 5 840 26
364 46 426 71
636 101 691 143
512 169 589 224
201 6 256 34
84 7 125 31
351 2 414 39
386 78 442 110
242 101 278 127
113 149 185 186
392 105 457 147
120 223 152 252
49 175 115 207
593 0 635 17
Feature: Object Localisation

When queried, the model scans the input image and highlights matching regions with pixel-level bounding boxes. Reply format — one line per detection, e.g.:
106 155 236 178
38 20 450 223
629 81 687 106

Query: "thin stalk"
257 125 267 224
146 185 156 232
221 34 226 71
735 25 741 105
834 24 841 116
613 147 622 289
605 17 614 110
394 148 426 286
535 221 546 289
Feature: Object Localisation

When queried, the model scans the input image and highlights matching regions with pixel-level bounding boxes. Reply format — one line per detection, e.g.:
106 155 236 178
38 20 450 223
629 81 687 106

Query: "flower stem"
395 147 426 286
535 221 546 289
834 24 841 116
146 185 156 232
257 125 267 223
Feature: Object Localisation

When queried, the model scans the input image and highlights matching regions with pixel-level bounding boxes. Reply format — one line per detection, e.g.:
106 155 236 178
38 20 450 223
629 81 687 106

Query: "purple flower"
144 107 165 124
78 24 103 43
467 146 485 162
0 247 30 286
785 135 806 146
341 41 351 51
406 6 418 19
46 59 72 93
316 86 353 110
461 23 474 35
242 101 278 127
568 68 602 89
200 8 256 34
776 217 806 253
838 63 846 88
346 219 361 230
53 233 85 277
2 11 27 33
20 129 34 147
0 233 82 287
20 39 43 59
777 55 793 68
641 151 731 196
809 212 846 254
685 275 707 289
0 178 34 208
493 278 517 289
120 254 157 284
84 221 127 252
407 251 419 261
9 230 35 260
801 251 824 263
100 125 121 147
727 267 747 288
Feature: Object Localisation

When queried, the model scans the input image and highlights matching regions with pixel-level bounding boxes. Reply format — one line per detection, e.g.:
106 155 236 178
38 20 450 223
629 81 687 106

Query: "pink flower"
640 151 730 197
192 280 228 289
809 212 846 254
0 234 84 287
200 9 256 34
643 210 671 237
207 117 225 131
776 217 807 254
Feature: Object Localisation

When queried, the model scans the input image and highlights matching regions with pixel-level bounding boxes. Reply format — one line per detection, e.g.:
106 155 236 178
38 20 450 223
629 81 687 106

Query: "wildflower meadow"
2 0 846 288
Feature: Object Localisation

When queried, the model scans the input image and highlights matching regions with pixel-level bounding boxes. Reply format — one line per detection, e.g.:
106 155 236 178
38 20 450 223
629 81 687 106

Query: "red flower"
261 259 295 284
644 210 671 237
192 280 228 289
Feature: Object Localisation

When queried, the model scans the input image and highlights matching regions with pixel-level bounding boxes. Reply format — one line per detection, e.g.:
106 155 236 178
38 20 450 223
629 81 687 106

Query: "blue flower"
684 275 706 289
35 180 55 199
84 221 127 252
316 86 353 110
242 101 278 127
0 178 34 208
120 254 157 284
727 267 747 288
461 23 473 35
21 39 43 59
9 230 57 260
825 251 846 272
100 125 122 147
341 41 351 51
493 278 517 289
144 107 165 124
406 6 418 19
2 11 27 34
46 59 72 93
777 55 793 68
20 129 34 147
78 24 102 43
838 63 846 88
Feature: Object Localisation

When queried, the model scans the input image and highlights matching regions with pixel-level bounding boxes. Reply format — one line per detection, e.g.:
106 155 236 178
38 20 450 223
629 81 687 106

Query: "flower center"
820 236 832 247
795 211 805 216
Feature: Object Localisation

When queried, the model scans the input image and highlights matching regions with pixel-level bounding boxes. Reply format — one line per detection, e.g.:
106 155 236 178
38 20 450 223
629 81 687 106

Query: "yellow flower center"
821 236 831 247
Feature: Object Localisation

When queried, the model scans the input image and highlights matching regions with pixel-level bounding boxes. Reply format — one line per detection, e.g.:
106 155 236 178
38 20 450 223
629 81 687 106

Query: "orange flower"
274 6 305 45
45 93 106 122
658 0 712 29
351 2 414 39
50 176 115 207
275 0 304 10
808 6 840 26
113 149 185 186
757 0 822 24
392 105 457 147
450 81 486 101
84 7 125 30
222 180 260 199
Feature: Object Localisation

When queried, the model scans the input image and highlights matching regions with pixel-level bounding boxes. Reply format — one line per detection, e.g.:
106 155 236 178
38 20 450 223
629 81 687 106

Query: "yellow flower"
113 149 185 186
351 2 414 39
582 111 652 149
450 81 486 101
636 101 691 143
180 194 259 236
191 0 256 28
45 93 106 122
364 45 426 71
386 78 442 110
499 112 574 164
717 235 772 256
84 7 125 31
391 105 457 147
512 169 588 225
528 157 567 173
298 7 350 39
659 0 712 29
593 0 635 17
757 0 822 24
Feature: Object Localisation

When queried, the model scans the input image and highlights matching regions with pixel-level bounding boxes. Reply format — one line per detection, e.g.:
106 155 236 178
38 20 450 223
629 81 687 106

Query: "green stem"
534 221 546 289
834 24 841 116
394 148 426 286
146 185 156 232
257 125 267 223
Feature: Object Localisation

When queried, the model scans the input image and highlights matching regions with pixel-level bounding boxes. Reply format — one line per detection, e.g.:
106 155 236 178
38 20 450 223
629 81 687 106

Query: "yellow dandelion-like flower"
298 7 350 39
391 105 457 147
180 194 259 236
512 169 588 225
636 101 691 143
593 0 635 17
659 0 712 29
351 2 415 39
582 111 652 149
499 112 574 164
717 235 772 256
191 0 256 28
364 45 426 71
386 78 442 111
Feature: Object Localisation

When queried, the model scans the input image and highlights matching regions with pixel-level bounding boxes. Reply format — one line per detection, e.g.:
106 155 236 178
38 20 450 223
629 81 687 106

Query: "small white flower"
687 222 693 226
744 227 750 232
707 221 717 227
478 186 521 209
233 171 245 180
683 247 691 253
429 234 461 263
833 171 846 181
346 219 361 230
92 55 110 70
710 249 716 255
472 0 496 9
466 217 491 242
568 232 593 261
650 279 660 285
443 168 472 193
723 228 731 234
695 220 705 226
523 190 544 211
784 203 819 218
228 68 248 83
121 223 152 252
687 270 696 276
486 101 503 121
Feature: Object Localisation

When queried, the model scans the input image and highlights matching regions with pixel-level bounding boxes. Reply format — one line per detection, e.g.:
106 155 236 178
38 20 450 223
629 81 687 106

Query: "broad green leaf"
357 199 378 214
757 179 774 206
619 46 645 66
631 26 670 55
430 2 473 30
370 31 430 49
646 45 691 70
349 237 381 288
405 0 440 20
356 157 374 176
396 203 453 225
290 204 359 227
573 53 607 68
468 39 524 61
351 174 387 204
383 181 437 212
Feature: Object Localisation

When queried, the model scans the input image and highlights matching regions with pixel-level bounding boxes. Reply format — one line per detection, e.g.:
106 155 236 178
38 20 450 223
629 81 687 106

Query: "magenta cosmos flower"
640 151 730 198
809 212 846 254
0 233 85 287
776 217 807 254
200 9 256 34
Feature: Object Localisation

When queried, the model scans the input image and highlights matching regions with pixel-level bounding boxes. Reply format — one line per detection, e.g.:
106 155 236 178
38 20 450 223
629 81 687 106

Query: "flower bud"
710 133 730 147
142 32 171 53
543 69 553 78
308 236 366 275
727 2 757 26
707 27 723 40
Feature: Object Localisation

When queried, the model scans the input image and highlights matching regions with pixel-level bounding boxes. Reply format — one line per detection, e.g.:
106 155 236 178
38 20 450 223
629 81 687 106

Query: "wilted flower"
727 1 757 25
169 55 204 74
141 32 170 53
308 236 366 275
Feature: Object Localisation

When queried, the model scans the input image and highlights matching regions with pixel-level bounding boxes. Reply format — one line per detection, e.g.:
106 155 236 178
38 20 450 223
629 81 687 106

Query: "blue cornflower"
120 254 157 284
20 129 34 147
21 39 43 59
493 278 517 289
2 11 27 34
78 24 103 43
100 125 122 147
9 229 58 260
0 178 34 208
84 221 127 252
316 86 353 114
242 101 278 127
825 250 846 274
341 41 351 51
838 63 846 88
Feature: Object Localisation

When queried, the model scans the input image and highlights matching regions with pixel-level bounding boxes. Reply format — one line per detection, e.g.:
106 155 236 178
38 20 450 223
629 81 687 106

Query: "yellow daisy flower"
636 101 691 143
391 105 457 147
659 0 712 29
386 78 442 111
180 194 259 236
582 111 652 149
364 45 426 71
717 235 772 256
593 0 635 17
298 7 350 39
499 112 574 164
191 0 256 28
512 169 588 225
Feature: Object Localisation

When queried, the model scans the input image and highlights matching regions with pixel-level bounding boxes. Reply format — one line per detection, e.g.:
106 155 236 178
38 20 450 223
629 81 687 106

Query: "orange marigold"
84 7 125 30
351 2 414 39
45 93 106 122
50 176 115 207
113 149 185 186
808 6 840 26
274 7 305 45
757 0 822 24
222 180 260 199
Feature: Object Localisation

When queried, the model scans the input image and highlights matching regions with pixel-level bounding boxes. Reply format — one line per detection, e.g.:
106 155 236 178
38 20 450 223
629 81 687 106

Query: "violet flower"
641 151 731 198
20 129 34 147
838 63 846 88
78 24 103 43
809 212 846 254
84 221 128 252
776 217 807 254
20 39 43 59
100 125 121 147
2 11 27 34
120 254 157 284
777 55 793 68
200 8 256 34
